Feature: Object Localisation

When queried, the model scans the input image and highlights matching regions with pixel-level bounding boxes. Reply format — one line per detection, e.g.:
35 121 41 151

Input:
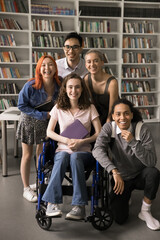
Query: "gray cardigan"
92 122 157 180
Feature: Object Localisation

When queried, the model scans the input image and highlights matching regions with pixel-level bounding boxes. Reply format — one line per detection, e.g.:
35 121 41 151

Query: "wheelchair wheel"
91 207 113 231
36 205 52 230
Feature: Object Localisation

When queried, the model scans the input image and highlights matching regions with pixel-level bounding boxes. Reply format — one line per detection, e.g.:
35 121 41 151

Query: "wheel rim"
92 208 113 231
36 206 52 230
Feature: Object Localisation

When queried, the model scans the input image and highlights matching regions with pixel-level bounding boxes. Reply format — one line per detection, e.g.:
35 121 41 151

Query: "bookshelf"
0 0 160 122
122 0 160 121
31 0 77 76
0 0 30 111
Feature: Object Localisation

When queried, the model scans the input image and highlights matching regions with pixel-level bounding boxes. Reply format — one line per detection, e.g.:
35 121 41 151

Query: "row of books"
124 21 155 34
0 18 22 30
139 108 151 120
31 4 76 16
83 37 115 49
104 66 113 76
0 67 20 78
32 34 64 48
0 82 19 94
123 37 153 49
122 80 151 93
122 67 151 78
31 19 63 32
0 0 28 13
0 33 16 46
0 98 17 110
0 51 18 62
124 8 160 18
123 52 152 64
32 51 64 63
79 6 121 17
124 95 152 107
79 20 111 33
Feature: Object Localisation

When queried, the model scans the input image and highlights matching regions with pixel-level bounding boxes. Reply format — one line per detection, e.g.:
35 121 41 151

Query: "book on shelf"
0 98 18 111
60 119 89 139
124 7 160 18
79 6 121 17
31 3 49 14
0 83 19 94
0 67 20 78
103 53 109 63
79 20 111 33
0 51 18 62
0 0 28 13
0 33 16 46
139 109 151 120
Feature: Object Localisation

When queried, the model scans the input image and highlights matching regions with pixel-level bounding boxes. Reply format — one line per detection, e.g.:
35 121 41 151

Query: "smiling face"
66 78 82 102
112 103 133 130
63 38 82 64
40 57 56 80
85 52 104 74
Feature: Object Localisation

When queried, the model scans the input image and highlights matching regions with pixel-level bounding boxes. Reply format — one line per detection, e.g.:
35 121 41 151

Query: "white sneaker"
138 211 160 231
30 183 36 191
23 187 37 203
66 205 85 220
46 204 62 217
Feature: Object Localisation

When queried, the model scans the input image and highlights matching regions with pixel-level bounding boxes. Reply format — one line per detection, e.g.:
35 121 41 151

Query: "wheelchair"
35 138 113 231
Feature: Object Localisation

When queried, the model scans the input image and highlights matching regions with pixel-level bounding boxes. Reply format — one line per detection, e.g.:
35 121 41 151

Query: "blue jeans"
42 151 95 205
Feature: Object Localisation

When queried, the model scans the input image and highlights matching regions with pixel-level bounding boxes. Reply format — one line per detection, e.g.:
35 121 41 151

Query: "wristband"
112 172 120 176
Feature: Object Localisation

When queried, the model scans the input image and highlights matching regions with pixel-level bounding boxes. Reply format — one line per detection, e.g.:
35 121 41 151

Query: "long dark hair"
111 98 143 122
56 73 91 110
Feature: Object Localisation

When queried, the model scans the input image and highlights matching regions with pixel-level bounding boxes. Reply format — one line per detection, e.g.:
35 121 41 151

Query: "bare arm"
47 117 68 145
84 75 93 102
107 78 119 122
47 115 101 152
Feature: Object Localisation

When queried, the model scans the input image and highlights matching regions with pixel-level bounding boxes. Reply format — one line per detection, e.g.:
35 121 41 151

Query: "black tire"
91 207 113 231
36 205 52 230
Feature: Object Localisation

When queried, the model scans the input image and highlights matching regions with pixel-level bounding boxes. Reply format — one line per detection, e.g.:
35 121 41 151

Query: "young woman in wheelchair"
42 73 101 220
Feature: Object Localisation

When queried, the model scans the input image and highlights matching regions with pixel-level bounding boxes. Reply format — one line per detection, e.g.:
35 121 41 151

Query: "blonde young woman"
17 56 61 202
84 49 119 125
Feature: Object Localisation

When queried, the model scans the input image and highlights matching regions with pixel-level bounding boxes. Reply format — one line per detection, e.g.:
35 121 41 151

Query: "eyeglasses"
63 45 80 51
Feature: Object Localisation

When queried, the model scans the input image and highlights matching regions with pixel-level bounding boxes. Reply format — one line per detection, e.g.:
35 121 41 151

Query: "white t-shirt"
56 57 88 79
50 104 99 153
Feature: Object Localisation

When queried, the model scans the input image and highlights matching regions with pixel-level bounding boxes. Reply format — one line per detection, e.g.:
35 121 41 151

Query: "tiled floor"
0 123 160 240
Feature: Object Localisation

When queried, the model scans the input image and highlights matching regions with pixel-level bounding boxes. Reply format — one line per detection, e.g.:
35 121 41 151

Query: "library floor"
0 123 160 240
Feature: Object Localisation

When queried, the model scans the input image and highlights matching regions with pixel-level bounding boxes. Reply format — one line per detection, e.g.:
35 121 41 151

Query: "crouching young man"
92 98 160 230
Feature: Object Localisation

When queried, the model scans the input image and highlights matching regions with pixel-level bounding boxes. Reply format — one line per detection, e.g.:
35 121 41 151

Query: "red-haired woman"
17 56 61 202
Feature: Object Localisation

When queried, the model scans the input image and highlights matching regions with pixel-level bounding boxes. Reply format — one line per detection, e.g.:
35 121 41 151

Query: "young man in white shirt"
56 32 88 79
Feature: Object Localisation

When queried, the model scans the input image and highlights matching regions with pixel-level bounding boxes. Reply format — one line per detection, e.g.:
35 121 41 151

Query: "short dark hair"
63 32 83 47
111 98 143 122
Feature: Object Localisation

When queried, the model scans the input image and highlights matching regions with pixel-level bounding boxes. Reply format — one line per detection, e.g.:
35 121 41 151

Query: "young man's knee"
114 212 129 225
146 167 160 183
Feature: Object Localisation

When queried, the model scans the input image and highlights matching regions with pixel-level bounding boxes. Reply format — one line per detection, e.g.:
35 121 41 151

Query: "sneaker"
46 204 62 217
66 205 85 220
23 187 37 203
30 183 36 191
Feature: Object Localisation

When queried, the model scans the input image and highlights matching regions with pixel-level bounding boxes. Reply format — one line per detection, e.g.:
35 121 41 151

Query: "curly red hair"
28 55 61 89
